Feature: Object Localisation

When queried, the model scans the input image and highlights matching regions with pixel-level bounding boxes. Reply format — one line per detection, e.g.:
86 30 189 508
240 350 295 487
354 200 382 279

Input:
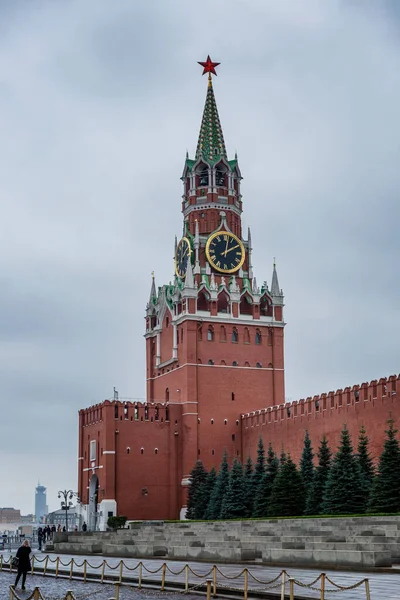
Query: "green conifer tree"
300 431 314 507
357 425 375 486
201 467 217 520
252 438 265 500
243 457 254 517
205 451 230 520
280 447 287 465
186 461 208 519
220 459 247 519
368 417 400 513
253 443 279 517
269 455 305 517
305 436 332 515
321 425 365 514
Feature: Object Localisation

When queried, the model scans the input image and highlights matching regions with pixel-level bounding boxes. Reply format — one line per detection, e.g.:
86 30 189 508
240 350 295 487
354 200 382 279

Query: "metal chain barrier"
2 554 371 599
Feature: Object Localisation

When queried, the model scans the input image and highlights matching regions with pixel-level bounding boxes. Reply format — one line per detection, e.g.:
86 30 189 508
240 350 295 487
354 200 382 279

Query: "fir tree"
305 436 332 515
220 459 247 519
300 431 314 506
368 417 400 513
243 457 254 517
186 461 208 520
205 452 230 520
253 443 279 517
357 425 375 489
202 467 217 520
252 438 265 500
269 455 305 517
321 425 365 515
280 447 287 465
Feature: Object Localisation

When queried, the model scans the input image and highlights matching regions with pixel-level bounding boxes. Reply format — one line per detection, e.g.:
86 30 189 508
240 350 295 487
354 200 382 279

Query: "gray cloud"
0 0 400 513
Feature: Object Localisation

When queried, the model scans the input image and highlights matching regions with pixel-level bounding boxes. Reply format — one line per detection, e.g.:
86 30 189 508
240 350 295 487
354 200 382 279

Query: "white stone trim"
102 451 116 455
174 313 285 327
182 412 199 416
83 465 104 472
78 457 84 461
147 363 284 381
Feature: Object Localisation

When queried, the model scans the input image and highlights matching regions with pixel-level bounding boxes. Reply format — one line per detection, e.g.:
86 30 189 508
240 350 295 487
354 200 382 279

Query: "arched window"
221 360 226 365
268 328 273 346
256 362 262 368
208 359 214 365
140 448 144 454
231 392 235 401
207 326 214 341
154 448 158 454
232 327 238 343
220 325 227 342
255 329 262 345
217 291 230 314
244 361 250 367
244 328 250 343
232 361 238 367
165 388 170 402
198 325 203 341
166 316 169 328
197 290 210 312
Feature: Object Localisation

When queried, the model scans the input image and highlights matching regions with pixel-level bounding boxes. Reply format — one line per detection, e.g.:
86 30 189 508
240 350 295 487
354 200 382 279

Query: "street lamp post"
57 490 78 532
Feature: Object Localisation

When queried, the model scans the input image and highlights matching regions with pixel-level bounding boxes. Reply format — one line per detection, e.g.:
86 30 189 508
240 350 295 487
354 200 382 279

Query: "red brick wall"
242 375 400 465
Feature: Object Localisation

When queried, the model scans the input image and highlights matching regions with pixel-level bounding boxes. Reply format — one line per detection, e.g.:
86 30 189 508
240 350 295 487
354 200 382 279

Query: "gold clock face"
175 237 192 278
205 231 245 274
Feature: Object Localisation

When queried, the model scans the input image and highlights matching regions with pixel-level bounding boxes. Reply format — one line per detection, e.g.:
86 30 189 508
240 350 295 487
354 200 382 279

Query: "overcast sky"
1 0 400 514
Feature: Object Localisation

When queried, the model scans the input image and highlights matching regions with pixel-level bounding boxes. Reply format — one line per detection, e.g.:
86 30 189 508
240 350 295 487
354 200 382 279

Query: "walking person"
13 539 31 591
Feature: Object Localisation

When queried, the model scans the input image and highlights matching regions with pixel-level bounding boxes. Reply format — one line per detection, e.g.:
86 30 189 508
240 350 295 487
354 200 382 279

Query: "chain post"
119 560 123 584
9 555 12 573
1 554 3 570
185 564 189 592
115 583 121 600
212 565 217 597
55 556 60 578
83 559 87 583
31 554 35 574
138 561 143 589
69 558 74 580
101 559 106 584
243 568 248 600
66 591 74 600
33 588 40 600
44 555 49 576
320 572 325 600
365 578 371 600
289 578 294 600
9 584 14 600
206 578 212 600
161 562 167 591
280 570 286 600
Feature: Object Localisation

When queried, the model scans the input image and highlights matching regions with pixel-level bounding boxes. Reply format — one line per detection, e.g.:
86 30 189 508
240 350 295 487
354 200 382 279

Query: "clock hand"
224 236 229 257
222 244 240 257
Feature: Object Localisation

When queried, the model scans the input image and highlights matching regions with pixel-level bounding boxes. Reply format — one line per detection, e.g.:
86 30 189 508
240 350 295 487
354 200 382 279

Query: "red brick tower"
145 57 285 517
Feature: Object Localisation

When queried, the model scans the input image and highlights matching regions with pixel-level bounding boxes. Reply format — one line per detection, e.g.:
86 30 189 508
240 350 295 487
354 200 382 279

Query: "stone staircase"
49 516 400 569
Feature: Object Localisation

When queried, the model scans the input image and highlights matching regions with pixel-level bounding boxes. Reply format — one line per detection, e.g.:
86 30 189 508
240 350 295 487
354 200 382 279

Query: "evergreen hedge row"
185 416 400 520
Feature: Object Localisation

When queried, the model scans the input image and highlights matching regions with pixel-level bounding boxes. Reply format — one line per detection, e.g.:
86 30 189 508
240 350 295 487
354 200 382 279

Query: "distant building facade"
46 508 80 530
0 508 21 523
35 484 47 522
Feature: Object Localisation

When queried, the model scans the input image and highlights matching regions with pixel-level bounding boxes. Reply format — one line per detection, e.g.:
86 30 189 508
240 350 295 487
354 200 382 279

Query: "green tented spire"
195 74 227 164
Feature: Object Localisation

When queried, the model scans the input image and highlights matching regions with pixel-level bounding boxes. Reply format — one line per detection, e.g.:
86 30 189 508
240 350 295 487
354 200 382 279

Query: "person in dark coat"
14 539 31 590
82 522 87 532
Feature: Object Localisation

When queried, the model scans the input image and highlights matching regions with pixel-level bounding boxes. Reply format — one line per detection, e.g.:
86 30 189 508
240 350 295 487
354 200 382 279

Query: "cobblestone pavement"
2 550 400 599
0 571 200 600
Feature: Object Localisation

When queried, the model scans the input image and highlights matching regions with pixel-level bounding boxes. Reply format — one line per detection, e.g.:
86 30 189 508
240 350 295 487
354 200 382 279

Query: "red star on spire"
198 55 220 76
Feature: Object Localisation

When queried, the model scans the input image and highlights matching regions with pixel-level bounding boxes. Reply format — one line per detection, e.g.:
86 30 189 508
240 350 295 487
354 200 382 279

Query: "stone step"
262 548 392 568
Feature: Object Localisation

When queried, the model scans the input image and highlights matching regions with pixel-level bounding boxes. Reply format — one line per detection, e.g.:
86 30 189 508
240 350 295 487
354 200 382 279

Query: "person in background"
13 539 31 591
37 528 43 551
82 522 87 532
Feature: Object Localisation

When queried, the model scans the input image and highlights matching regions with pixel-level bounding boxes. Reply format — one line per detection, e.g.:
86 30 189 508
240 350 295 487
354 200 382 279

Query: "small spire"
183 260 195 289
149 272 157 304
271 259 280 296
